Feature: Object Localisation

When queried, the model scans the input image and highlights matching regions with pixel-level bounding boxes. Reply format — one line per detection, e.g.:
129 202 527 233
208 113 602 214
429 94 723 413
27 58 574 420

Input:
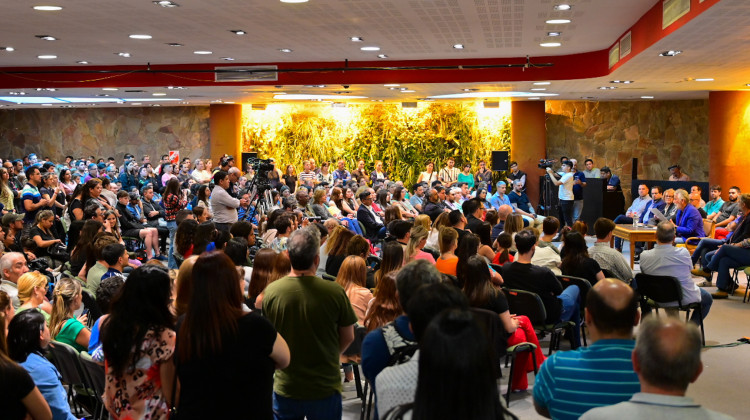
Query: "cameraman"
546 160 575 228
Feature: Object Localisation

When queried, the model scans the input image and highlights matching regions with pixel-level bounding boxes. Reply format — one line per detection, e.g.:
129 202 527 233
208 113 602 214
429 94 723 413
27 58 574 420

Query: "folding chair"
503 288 576 355
48 340 91 416
322 273 337 282
634 273 706 345
556 275 591 346
471 308 537 406
79 351 107 420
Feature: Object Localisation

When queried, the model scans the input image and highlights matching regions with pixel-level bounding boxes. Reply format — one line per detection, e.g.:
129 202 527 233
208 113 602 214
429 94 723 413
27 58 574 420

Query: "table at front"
611 225 658 269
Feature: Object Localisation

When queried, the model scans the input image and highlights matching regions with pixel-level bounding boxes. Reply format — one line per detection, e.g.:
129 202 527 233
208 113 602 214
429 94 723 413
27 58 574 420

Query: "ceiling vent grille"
663 0 690 29
608 44 620 69
214 66 278 82
401 102 418 108
619 31 632 59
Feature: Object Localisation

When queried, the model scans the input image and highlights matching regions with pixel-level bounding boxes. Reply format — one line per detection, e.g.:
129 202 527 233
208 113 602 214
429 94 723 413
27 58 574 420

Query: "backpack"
382 321 418 367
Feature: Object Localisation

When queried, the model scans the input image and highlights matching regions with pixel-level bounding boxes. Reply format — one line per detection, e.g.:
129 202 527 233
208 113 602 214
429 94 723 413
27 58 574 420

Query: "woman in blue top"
8 309 76 420
457 162 475 189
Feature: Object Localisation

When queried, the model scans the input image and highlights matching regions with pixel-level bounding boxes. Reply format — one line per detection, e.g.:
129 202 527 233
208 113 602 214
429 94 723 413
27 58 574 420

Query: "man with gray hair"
263 227 357 419
0 252 30 309
639 221 712 323
581 317 731 419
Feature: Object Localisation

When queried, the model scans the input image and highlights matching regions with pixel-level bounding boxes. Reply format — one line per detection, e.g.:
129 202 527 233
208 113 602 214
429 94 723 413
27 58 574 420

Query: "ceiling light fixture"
553 4 572 11
430 91 559 99
102 88 118 91
360 46 380 51
280 0 309 3
193 50 212 54
528 97 541 100
659 50 682 56
76 60 89 64
547 32 562 37
0 47 14 52
167 86 187 90
37 55 57 59
350 36 363 42
279 48 293 53
35 88 57 91
153 1 180 7
695 78 714 82
166 43 183 47
116 52 131 57
533 82 551 85
453 44 464 49
530 88 547 91
545 19 571 24
610 80 634 84
383 84 400 87
35 35 57 41
377 54 388 59
641 96 654 99
152 93 167 96
220 57 235 61
230 30 246 35
598 86 617 90
462 88 478 92
32 5 63 11
540 42 562 47
129 34 152 40
401 90 416 93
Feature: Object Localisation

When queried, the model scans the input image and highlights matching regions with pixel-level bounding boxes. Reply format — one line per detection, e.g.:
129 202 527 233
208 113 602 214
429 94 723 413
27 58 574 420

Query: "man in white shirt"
209 171 240 232
0 252 29 309
545 160 574 228
438 157 460 187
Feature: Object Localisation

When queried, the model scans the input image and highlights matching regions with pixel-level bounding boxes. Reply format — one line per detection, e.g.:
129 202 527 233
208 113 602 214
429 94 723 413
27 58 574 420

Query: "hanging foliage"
241 102 510 185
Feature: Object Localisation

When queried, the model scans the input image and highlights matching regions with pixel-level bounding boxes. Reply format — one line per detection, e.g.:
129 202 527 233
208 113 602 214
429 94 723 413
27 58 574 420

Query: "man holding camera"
545 160 575 228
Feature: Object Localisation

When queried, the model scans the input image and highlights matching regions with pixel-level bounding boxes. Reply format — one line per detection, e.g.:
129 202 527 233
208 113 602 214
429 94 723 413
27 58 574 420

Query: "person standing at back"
263 227 357 420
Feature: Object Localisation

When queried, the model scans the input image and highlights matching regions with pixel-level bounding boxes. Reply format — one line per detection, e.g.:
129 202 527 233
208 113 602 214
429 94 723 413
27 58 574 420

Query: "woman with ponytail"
49 278 90 352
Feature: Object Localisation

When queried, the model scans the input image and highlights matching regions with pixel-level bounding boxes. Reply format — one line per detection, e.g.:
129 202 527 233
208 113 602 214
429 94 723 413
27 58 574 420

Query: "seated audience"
588 218 633 283
363 272 401 332
560 231 605 285
336 256 374 325
88 275 125 358
49 278 90 353
404 225 435 264
435 227 459 276
173 219 198 261
534 279 640 419
581 317 731 420
613 184 651 250
670 188 705 243
15 272 52 323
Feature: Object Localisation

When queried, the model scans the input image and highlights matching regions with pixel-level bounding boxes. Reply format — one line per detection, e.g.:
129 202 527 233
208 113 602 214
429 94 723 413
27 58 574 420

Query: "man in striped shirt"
533 278 641 420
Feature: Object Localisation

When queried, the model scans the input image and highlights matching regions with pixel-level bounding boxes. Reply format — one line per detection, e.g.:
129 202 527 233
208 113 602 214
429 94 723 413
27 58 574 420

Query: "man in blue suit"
671 188 705 243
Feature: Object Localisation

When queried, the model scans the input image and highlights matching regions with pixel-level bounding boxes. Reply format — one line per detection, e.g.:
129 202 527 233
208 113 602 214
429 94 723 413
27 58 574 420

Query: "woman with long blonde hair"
405 225 436 263
49 278 90 352
426 211 451 250
16 272 52 323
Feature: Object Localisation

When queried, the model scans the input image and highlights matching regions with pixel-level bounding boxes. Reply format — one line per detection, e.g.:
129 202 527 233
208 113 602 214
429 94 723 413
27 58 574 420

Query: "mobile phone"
82 308 90 316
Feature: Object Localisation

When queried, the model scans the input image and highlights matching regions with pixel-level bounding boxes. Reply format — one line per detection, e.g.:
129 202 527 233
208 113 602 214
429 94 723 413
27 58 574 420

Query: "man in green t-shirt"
263 226 356 419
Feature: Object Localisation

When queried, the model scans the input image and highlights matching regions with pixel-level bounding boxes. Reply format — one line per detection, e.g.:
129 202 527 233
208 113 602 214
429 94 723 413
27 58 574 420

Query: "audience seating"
684 219 717 255
634 273 705 345
503 288 576 355
322 273 337 282
556 275 591 347
80 289 102 328
48 340 93 416
78 351 106 420
471 308 538 406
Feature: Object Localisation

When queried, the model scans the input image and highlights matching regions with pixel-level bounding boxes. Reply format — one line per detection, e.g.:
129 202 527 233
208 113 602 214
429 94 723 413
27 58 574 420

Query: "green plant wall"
241 102 510 185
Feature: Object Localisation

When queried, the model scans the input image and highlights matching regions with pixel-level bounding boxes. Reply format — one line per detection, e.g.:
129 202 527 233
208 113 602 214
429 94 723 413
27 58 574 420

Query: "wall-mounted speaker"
492 151 509 171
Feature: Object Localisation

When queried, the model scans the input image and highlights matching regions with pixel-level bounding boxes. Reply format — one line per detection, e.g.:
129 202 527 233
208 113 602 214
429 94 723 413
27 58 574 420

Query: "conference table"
611 224 658 269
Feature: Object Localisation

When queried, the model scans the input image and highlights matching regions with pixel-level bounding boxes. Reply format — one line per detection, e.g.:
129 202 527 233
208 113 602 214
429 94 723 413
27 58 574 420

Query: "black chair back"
489 263 503 273
503 288 547 327
81 289 102 327
556 275 592 311
634 273 684 307
322 273 337 282
422 247 440 261
48 340 85 387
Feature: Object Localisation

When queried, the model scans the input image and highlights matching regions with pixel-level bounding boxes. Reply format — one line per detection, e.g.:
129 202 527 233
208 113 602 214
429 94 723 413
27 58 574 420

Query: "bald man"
534 279 641 420
689 191 708 218
582 317 731 419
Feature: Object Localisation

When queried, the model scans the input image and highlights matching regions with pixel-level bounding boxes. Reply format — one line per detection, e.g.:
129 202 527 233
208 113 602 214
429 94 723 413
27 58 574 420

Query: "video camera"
537 159 556 169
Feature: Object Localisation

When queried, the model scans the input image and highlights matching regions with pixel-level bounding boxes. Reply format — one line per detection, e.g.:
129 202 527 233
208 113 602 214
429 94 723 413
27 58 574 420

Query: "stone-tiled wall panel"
545 100 709 200
0 106 210 162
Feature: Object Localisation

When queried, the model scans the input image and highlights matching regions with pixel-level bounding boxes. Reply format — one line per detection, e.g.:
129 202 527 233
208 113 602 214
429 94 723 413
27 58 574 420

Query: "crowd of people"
0 152 738 420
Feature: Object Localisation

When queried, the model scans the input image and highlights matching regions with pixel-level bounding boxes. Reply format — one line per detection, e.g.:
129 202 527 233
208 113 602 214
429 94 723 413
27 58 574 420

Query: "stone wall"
0 106 210 162
545 100 709 201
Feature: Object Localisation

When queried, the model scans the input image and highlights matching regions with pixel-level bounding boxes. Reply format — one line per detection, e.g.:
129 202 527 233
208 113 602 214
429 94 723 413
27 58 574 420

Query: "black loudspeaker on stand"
491 151 509 171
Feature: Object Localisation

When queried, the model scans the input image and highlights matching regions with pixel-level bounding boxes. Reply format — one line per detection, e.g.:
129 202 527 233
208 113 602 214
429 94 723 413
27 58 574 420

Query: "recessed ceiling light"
116 52 131 57
76 60 89 64
129 34 152 40
641 96 654 99
153 1 180 7
8 92 26 95
350 36 363 42
360 46 380 51
96 94 110 97
546 19 571 24
462 88 478 92
35 35 57 41
230 30 246 35
220 57 235 61
0 47 14 52
166 43 183 47
167 86 187 90
193 50 212 54
102 88 118 91
224 101 235 104
377 54 388 59
41 103 53 106
746 84 750 87
131 103 142 105
37 55 57 59
401 90 415 93
528 97 541 100
384 84 400 87
547 32 562 37
279 48 293 53
598 86 617 90
280 0 309 3
33 5 63 11
35 88 57 91
553 4 572 11
533 82 551 85
453 44 464 49
530 88 547 91
153 93 167 96
540 42 562 47
659 50 682 56
695 78 714 82
610 80 634 84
